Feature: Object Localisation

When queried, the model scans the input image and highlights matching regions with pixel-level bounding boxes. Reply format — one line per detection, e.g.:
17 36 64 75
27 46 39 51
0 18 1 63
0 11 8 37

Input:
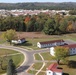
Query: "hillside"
0 2 76 10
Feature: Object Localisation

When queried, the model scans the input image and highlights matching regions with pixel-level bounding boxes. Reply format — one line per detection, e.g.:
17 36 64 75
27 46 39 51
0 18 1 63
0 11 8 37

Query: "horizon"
0 1 76 3
0 0 76 3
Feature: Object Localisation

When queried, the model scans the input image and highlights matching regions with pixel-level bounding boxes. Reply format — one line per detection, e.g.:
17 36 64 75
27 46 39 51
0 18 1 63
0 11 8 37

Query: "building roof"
63 44 76 48
47 63 62 73
39 40 64 45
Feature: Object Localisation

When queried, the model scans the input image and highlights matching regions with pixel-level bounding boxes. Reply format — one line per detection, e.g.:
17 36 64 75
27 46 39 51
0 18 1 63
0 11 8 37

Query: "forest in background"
0 13 76 35
0 2 76 10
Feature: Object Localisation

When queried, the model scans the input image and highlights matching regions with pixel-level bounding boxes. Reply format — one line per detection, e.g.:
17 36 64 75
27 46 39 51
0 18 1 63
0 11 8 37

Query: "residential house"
37 40 65 48
12 38 26 44
46 63 63 75
50 44 76 56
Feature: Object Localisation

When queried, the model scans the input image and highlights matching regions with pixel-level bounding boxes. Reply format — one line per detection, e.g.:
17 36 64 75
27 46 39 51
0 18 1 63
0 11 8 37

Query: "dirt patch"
17 32 53 39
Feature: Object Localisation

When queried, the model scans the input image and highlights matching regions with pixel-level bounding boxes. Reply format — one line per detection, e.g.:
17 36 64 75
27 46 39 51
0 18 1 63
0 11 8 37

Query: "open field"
0 32 76 50
11 32 76 50
0 48 24 74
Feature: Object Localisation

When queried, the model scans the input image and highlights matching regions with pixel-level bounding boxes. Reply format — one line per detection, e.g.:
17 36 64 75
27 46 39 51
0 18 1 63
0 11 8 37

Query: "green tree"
54 46 69 64
54 14 63 34
2 29 17 44
59 19 68 33
43 18 55 35
7 59 17 75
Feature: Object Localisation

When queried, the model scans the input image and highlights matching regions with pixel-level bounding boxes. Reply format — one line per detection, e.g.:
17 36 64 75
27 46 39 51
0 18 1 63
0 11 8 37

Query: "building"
12 38 26 44
50 44 76 56
37 40 65 48
46 63 63 75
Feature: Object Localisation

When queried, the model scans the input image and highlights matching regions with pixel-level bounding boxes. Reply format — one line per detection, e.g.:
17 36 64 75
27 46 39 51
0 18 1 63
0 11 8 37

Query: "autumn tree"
24 16 31 25
54 46 69 64
2 29 17 44
67 21 74 32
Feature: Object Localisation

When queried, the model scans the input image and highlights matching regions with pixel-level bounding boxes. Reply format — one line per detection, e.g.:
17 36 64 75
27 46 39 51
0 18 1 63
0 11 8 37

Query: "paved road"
0 39 75 75
0 45 49 75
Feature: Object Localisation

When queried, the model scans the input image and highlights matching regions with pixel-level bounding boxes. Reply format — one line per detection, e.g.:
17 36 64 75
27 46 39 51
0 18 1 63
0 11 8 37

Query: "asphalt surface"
0 45 49 75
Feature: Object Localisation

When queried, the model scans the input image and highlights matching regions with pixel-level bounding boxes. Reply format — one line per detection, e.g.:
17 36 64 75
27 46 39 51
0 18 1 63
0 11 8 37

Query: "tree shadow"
63 73 69 75
68 60 76 68
14 41 32 46
57 67 63 69
16 65 30 73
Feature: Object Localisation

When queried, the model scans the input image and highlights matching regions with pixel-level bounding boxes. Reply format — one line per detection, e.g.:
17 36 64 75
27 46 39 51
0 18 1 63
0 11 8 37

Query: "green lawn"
37 72 45 75
11 54 24 67
42 62 52 71
28 63 43 75
28 69 37 74
0 49 24 74
41 52 54 61
69 55 76 61
0 48 19 56
1 33 76 50
34 54 42 60
33 63 43 70
59 64 76 75
35 52 54 61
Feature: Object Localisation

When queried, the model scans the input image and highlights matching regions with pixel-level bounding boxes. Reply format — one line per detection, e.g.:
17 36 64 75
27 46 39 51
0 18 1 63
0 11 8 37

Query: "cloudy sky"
0 0 76 3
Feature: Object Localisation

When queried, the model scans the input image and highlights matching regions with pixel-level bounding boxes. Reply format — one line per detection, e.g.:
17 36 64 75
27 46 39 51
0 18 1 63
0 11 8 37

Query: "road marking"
35 53 45 75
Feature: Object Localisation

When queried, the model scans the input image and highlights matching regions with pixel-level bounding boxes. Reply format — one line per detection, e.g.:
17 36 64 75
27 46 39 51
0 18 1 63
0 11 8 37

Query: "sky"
0 0 76 3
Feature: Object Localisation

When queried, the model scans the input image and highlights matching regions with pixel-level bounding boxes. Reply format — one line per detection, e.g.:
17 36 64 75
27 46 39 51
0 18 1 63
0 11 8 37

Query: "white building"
50 44 76 56
37 40 65 48
46 63 63 75
12 38 26 44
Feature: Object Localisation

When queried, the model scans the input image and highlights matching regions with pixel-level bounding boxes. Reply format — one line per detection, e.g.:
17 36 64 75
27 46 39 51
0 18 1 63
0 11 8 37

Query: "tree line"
0 16 26 31
0 14 76 35
0 2 76 10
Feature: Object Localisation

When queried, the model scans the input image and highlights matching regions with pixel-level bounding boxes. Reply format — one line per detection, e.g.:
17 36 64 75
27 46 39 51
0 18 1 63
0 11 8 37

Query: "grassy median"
0 48 24 74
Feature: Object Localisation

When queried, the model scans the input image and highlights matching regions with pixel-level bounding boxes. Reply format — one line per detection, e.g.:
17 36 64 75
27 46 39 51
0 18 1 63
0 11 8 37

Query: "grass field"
28 62 43 75
59 65 76 75
0 48 24 74
40 52 54 61
34 54 42 60
28 69 37 74
0 48 19 55
15 33 76 50
33 62 43 70
0 32 76 50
